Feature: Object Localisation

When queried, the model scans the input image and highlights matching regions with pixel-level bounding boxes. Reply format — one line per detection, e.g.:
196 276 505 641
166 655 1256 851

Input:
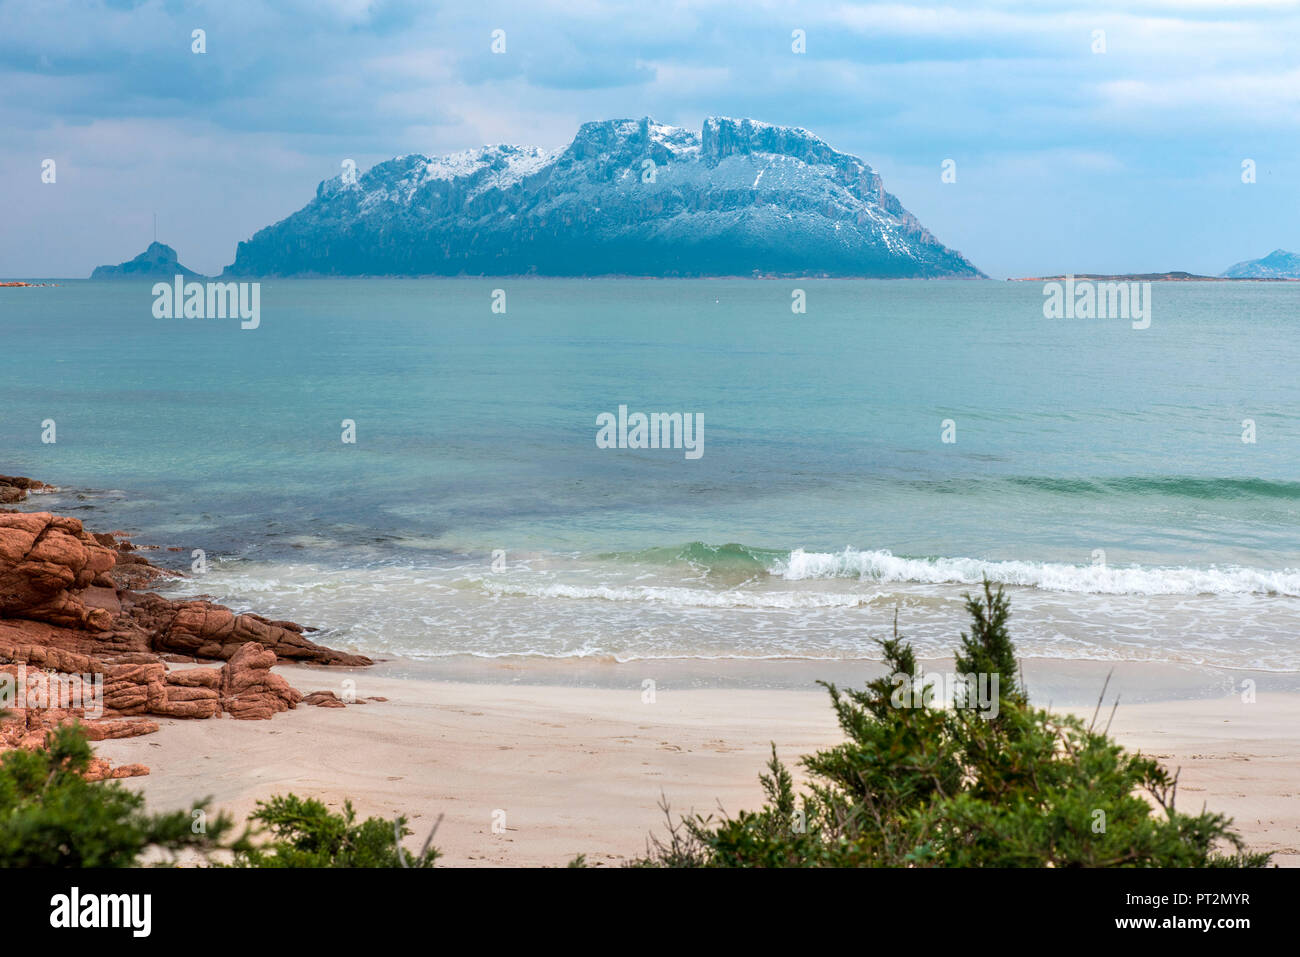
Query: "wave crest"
774 548 1300 596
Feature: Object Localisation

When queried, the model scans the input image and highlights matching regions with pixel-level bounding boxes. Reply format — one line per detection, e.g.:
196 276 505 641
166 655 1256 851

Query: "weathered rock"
84 718 160 741
0 662 158 753
0 498 371 759
0 510 369 666
158 601 367 665
221 643 302 719
302 690 347 708
155 666 223 718
0 474 52 505
84 757 150 781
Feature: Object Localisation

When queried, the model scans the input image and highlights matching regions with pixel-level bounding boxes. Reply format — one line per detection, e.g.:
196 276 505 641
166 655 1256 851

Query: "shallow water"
3 278 1298 668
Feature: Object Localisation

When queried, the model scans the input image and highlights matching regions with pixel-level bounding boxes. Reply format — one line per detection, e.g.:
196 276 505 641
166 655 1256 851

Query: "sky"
2 0 1299 278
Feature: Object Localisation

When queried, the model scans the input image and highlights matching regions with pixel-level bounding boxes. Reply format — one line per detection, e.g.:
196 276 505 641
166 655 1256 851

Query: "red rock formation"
84 758 151 781
302 689 348 708
0 510 369 666
0 474 52 504
0 494 372 766
220 643 303 719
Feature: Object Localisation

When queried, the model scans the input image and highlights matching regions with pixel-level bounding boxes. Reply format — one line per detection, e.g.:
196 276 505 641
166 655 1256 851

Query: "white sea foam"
478 579 877 609
165 553 1300 672
772 548 1300 597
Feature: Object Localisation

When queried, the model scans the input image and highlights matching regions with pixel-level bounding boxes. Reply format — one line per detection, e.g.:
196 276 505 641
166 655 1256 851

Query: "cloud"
1 0 1299 276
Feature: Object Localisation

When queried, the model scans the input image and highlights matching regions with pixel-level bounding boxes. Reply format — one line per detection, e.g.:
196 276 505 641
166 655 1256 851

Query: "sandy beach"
12 494 1289 868
95 658 1300 868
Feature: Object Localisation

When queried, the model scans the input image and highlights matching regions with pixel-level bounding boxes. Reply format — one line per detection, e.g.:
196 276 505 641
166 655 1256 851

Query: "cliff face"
90 241 204 280
223 116 984 278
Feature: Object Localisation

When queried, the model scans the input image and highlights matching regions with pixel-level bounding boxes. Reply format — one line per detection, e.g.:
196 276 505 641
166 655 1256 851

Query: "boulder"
0 474 52 505
0 510 369 666
220 643 302 719
0 498 371 762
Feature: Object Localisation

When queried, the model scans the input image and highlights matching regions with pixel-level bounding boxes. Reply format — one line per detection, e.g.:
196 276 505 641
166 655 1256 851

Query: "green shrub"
0 722 235 867
0 721 439 868
635 581 1271 868
231 794 440 868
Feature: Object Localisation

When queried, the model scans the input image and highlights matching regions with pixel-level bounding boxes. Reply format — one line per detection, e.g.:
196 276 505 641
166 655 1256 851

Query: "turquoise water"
3 279 1299 668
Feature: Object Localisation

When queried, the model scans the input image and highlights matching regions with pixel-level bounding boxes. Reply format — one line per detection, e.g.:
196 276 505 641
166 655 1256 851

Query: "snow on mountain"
224 117 984 278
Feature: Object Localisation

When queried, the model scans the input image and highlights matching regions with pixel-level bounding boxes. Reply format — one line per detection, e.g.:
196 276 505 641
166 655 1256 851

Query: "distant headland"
90 241 205 281
1011 270 1298 282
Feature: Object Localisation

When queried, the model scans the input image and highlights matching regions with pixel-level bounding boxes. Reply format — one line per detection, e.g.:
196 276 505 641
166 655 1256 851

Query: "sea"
3 278 1299 671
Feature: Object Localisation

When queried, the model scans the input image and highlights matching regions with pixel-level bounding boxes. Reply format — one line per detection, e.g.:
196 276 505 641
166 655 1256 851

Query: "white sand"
95 663 1300 867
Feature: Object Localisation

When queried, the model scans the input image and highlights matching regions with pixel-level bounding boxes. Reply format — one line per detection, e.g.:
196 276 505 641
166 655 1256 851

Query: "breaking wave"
773 548 1300 596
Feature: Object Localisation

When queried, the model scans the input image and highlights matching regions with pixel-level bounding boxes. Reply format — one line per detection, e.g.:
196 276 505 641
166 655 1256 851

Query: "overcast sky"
3 0 1298 278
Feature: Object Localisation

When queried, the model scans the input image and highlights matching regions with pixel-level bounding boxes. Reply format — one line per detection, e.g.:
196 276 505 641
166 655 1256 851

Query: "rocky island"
90 241 205 281
220 116 984 279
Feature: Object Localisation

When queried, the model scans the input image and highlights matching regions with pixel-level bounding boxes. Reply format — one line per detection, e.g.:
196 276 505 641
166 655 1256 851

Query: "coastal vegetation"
0 721 235 867
0 715 437 867
230 795 440 868
630 582 1270 868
